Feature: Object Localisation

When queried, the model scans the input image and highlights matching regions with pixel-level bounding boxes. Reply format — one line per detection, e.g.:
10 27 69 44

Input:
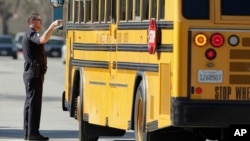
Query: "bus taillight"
205 48 216 60
194 33 207 47
211 33 224 47
195 87 202 94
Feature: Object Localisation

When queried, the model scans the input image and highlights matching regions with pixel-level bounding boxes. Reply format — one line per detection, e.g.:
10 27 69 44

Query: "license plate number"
198 70 223 83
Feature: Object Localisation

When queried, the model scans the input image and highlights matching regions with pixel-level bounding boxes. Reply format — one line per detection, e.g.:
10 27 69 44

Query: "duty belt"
24 61 47 75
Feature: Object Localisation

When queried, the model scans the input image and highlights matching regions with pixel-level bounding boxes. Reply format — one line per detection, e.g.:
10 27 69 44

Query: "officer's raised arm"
39 19 63 44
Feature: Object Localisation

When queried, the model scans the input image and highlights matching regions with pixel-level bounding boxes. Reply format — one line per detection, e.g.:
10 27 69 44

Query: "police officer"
22 12 63 140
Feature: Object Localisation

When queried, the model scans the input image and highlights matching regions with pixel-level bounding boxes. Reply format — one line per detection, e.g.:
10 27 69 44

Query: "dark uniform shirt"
22 28 47 67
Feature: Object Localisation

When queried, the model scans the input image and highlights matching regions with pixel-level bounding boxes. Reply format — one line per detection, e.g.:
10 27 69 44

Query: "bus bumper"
171 98 250 127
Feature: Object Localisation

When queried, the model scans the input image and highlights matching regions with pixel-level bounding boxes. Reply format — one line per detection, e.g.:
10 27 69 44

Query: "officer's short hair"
27 12 40 23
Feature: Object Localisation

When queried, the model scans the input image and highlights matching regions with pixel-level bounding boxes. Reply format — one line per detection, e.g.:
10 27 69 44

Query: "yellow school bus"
50 0 250 140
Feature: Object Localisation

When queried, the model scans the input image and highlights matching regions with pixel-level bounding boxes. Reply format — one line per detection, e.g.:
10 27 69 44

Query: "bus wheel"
134 82 148 141
62 91 67 111
77 95 98 141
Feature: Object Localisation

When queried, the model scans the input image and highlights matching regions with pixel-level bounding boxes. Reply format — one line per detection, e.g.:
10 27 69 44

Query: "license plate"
51 51 59 57
198 70 223 83
0 50 7 55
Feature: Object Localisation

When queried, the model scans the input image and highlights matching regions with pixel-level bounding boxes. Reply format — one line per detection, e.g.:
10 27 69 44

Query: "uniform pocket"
24 62 31 72
23 63 39 78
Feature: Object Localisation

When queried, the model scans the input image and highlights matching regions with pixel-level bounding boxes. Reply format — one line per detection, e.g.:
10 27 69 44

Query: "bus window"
111 0 116 22
74 0 80 23
221 0 250 16
150 0 165 20
127 0 133 21
79 0 84 23
93 0 99 22
85 0 91 22
68 0 73 21
106 0 116 22
106 0 111 22
134 0 141 21
142 0 149 20
151 0 157 19
159 0 165 20
120 0 126 21
100 0 105 22
182 0 209 19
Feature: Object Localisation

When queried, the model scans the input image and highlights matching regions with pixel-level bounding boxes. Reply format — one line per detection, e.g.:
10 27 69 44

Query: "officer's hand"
52 19 63 28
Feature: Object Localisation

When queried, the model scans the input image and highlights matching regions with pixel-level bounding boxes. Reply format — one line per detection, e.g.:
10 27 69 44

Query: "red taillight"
211 33 224 47
205 48 216 60
195 87 202 94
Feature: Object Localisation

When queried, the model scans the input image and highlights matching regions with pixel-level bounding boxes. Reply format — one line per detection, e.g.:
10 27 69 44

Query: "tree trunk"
3 17 8 34
0 0 20 34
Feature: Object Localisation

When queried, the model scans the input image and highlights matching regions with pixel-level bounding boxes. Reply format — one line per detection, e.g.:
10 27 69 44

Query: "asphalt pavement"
0 52 134 141
0 53 78 140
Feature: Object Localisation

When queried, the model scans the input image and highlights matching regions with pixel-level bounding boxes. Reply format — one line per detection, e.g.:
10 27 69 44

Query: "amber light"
211 33 224 47
194 33 207 47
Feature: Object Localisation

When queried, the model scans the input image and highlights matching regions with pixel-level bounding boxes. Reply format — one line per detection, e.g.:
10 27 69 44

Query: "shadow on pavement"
0 127 78 139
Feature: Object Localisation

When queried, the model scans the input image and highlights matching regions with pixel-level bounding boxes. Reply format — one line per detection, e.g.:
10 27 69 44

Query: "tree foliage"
0 0 53 35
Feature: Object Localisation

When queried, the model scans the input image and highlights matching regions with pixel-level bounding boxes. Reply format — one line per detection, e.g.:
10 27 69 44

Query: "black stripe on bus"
187 30 192 98
67 22 110 30
118 21 173 30
117 44 173 52
67 21 173 30
113 62 159 72
72 59 109 69
74 43 116 51
73 43 173 52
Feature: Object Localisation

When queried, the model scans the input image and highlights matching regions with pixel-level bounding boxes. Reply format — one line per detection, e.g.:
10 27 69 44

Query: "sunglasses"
32 18 42 21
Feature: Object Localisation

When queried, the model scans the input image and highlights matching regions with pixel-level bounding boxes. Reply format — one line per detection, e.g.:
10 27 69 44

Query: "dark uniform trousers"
23 62 46 137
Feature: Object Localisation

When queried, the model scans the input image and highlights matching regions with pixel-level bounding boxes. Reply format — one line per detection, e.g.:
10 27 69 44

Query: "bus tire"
134 81 148 141
62 91 67 111
78 95 99 141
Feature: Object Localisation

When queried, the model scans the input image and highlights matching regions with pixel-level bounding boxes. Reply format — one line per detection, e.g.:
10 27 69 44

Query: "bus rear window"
221 0 250 16
182 0 209 19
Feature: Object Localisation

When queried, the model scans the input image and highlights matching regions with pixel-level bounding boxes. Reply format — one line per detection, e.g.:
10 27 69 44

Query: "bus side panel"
108 70 136 129
83 68 109 126
145 55 173 131
72 29 112 126
65 30 74 103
